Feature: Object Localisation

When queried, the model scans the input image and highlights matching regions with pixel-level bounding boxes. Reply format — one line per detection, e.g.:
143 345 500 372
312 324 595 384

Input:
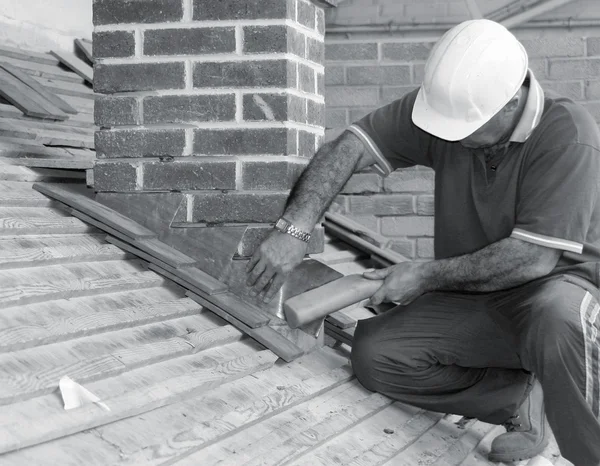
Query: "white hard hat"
412 19 528 141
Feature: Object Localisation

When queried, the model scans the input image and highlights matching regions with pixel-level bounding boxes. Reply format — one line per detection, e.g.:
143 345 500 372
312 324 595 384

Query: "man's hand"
246 231 308 302
363 262 432 306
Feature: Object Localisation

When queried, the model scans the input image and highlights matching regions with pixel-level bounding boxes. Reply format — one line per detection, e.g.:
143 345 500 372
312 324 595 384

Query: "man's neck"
484 86 529 158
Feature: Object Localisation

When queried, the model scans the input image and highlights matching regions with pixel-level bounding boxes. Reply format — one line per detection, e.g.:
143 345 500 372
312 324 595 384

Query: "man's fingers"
246 252 261 274
363 267 391 280
263 274 286 302
251 268 275 296
369 284 388 306
246 261 266 287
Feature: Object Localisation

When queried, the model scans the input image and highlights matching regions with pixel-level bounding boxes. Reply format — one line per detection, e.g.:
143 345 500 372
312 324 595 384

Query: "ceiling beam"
464 0 483 19
501 0 576 29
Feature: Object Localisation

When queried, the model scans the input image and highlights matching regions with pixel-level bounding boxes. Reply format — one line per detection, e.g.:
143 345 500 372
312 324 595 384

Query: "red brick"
92 31 135 59
325 65 345 85
417 194 434 215
299 63 316 93
193 128 294 155
549 58 600 80
326 108 347 128
344 214 378 231
384 170 434 192
299 130 316 157
586 81 600 100
190 192 288 224
528 59 548 80
143 94 235 124
317 72 325 97
316 8 325 35
297 1 316 29
243 26 304 57
381 42 434 62
94 161 138 192
417 238 434 258
413 63 426 83
93 0 183 25
142 160 236 191
341 172 381 194
193 0 292 20
193 60 293 88
346 65 411 86
144 28 235 56
307 37 325 64
326 43 378 61
588 37 600 56
349 107 376 122
389 239 415 259
404 2 447 19
240 160 295 190
95 96 139 127
94 63 185 94
96 129 186 158
237 224 324 256
307 100 325 126
243 93 306 123
520 37 584 58
541 81 584 101
326 86 379 107
381 216 434 237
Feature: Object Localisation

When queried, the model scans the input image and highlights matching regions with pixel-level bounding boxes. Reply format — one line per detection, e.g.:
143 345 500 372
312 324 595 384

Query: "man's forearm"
284 131 366 231
422 237 562 292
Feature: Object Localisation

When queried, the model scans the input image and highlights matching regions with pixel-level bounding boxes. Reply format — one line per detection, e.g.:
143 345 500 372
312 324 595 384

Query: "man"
246 19 600 465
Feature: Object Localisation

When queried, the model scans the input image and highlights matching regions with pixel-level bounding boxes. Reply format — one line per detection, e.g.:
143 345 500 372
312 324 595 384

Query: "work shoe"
488 378 549 463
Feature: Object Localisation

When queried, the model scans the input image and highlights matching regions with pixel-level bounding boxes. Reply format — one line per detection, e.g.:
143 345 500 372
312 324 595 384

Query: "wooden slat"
0 103 94 128
0 62 77 115
0 68 66 120
36 77 94 99
0 325 242 405
142 366 355 465
105 236 197 269
0 234 127 269
33 183 157 240
0 55 85 84
187 291 305 362
50 50 93 84
0 290 201 353
0 181 59 206
327 309 358 329
0 350 277 455
0 156 94 169
0 116 94 136
325 321 355 346
0 164 86 183
0 124 94 149
152 265 267 328
0 45 59 66
75 39 94 64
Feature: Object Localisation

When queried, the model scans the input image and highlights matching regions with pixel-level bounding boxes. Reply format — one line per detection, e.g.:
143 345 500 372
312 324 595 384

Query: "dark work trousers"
351 274 600 466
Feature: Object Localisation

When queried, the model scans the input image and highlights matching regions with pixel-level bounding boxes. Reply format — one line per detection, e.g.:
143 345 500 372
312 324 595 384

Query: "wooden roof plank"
0 216 94 235
0 68 66 120
0 157 94 169
0 350 278 455
50 50 93 85
32 183 157 240
0 45 59 66
0 164 86 183
0 290 201 353
0 55 85 84
106 236 198 269
75 39 94 64
0 62 78 115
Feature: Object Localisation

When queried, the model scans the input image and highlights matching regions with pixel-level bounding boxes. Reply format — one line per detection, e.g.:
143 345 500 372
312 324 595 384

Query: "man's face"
460 111 509 149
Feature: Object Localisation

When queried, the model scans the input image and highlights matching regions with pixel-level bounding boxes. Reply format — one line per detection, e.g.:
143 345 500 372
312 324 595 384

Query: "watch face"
275 219 288 230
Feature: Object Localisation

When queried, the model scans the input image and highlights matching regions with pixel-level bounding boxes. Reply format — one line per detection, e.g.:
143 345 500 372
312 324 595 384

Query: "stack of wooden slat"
0 41 95 170
33 183 309 363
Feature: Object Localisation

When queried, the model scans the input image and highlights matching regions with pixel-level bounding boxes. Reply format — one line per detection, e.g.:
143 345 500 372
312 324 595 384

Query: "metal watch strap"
275 218 311 243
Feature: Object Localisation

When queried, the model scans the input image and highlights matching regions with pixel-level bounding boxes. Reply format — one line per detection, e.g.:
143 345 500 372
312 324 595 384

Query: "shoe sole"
488 438 549 463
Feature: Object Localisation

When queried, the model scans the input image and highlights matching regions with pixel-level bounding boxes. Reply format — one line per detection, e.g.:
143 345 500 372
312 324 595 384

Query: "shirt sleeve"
511 143 600 254
348 88 435 176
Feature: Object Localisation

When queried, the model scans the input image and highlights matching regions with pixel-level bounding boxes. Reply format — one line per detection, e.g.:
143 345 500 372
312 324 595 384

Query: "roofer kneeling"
246 19 600 465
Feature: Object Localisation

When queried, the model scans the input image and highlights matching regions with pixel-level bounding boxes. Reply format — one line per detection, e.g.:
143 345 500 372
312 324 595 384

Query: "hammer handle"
283 274 383 328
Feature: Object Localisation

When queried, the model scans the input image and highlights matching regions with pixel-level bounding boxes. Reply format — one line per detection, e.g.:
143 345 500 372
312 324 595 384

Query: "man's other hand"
363 262 432 306
246 231 308 302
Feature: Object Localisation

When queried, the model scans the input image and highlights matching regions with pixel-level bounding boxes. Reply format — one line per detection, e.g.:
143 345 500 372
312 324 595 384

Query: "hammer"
283 274 383 329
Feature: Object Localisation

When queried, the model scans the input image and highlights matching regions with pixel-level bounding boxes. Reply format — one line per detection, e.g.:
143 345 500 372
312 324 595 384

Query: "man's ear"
503 88 523 114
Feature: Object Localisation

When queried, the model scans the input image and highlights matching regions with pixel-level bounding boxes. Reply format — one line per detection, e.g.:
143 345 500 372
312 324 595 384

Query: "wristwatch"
274 218 311 243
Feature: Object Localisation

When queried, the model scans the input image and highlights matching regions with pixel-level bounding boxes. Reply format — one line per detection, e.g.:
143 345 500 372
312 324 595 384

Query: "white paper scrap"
59 376 110 411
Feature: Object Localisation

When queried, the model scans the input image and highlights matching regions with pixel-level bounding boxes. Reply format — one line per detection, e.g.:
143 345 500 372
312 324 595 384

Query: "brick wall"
325 0 600 260
93 0 326 258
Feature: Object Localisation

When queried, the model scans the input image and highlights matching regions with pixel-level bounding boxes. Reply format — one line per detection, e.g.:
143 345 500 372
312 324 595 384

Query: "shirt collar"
509 69 545 143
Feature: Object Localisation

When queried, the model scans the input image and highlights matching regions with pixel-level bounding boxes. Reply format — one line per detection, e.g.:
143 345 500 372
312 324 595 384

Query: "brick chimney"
92 0 332 346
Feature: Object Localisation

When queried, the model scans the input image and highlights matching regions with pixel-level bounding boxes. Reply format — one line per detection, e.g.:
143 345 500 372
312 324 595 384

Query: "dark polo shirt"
348 70 600 286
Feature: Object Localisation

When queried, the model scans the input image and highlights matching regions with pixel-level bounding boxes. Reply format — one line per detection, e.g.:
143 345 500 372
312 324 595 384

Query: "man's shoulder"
534 92 600 151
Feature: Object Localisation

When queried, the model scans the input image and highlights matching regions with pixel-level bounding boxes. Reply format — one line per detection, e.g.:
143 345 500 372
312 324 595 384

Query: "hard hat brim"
412 87 487 142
